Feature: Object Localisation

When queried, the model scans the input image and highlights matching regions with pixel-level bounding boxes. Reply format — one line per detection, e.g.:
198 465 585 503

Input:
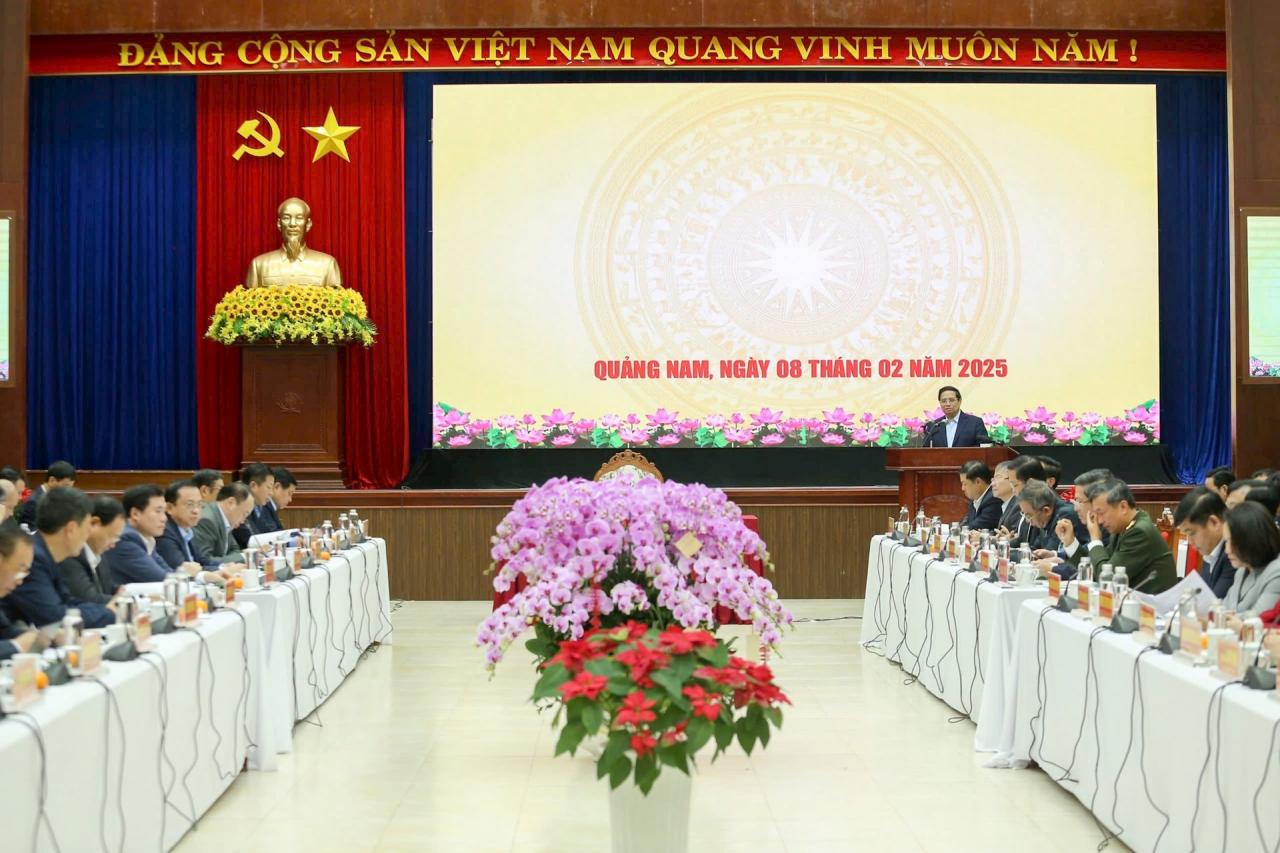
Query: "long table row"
861 535 1280 853
0 539 393 852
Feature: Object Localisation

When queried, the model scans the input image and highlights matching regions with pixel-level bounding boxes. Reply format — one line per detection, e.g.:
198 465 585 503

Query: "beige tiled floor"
176 600 1127 852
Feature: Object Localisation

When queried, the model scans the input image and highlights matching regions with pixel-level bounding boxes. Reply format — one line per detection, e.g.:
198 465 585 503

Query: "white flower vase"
608 768 692 853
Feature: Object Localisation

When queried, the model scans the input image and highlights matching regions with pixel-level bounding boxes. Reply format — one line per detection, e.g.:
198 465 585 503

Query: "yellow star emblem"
302 108 359 163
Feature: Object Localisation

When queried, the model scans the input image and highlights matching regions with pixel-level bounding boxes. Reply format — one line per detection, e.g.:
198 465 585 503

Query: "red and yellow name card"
1099 589 1115 621
1077 583 1091 612
1048 572 1062 602
1139 602 1156 638
1217 636 1242 679
1179 615 1202 657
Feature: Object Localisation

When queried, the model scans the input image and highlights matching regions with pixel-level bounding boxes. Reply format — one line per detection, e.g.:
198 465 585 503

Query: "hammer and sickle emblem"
232 111 284 160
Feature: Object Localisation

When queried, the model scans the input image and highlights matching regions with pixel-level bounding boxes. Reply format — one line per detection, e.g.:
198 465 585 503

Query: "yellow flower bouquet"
205 285 377 346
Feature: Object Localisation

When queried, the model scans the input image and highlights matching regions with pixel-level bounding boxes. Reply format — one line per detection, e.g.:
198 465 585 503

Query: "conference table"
982 597 1280 853
0 539 393 852
236 538 394 752
859 534 1046 721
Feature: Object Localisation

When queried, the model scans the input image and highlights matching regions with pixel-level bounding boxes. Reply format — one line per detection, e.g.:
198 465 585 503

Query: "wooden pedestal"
241 345 345 489
885 446 1017 523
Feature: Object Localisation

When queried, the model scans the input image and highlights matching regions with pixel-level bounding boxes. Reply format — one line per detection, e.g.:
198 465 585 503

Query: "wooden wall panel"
0 0 27 470
1228 0 1280 478
30 0 1225 34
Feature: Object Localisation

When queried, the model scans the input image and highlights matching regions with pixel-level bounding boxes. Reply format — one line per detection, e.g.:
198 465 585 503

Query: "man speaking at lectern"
923 386 990 448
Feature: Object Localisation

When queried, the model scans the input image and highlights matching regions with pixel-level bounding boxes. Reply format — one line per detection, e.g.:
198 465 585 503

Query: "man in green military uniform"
1058 479 1177 593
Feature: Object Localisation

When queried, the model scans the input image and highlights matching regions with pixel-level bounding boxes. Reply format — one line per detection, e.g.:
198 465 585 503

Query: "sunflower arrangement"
205 285 377 346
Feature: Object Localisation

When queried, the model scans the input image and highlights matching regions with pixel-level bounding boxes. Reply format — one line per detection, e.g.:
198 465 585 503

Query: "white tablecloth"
988 597 1280 853
0 603 273 852
236 538 394 753
860 535 1045 721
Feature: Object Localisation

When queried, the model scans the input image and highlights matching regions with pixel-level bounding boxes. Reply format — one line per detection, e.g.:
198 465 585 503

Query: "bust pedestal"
240 345 345 489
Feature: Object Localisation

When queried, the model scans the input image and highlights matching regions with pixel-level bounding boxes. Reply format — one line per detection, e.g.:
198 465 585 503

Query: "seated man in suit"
0 519 39 660
992 461 1021 534
1 487 114 628
1060 479 1177 593
101 484 179 584
234 462 277 548
259 466 297 534
1205 466 1235 502
995 457 1046 546
923 386 990 448
1174 487 1236 599
0 478 18 523
1035 455 1063 491
0 466 27 497
1018 480 1085 579
15 460 76 529
157 480 238 580
958 460 1002 530
1226 479 1280 517
195 482 254 565
192 469 224 505
58 495 126 605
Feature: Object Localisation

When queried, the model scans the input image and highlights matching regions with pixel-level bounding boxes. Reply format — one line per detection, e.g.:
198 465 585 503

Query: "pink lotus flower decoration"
903 418 924 433
981 412 1001 427
1105 417 1128 432
723 428 753 445
728 412 746 426
676 418 701 437
1127 407 1155 425
447 435 473 447
442 409 470 427
618 428 650 444
823 407 855 427
647 408 679 428
1024 406 1056 425
751 408 782 428
1062 411 1077 423
851 426 882 443
820 432 846 446
1080 412 1102 427
551 434 577 447
1123 431 1148 444
432 428 443 445
1004 417 1029 433
514 428 545 445
705 414 727 429
805 418 826 434
655 434 682 447
1053 425 1084 442
542 408 574 428
600 414 622 429
521 414 537 426
860 411 876 425
625 413 641 426
496 415 519 430
1022 432 1049 445
759 433 786 446
779 418 805 436
465 420 492 437
924 407 944 421
571 419 596 436
878 414 901 428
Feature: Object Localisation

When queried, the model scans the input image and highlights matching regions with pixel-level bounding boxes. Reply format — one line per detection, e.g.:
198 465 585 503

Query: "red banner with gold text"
31 28 1224 75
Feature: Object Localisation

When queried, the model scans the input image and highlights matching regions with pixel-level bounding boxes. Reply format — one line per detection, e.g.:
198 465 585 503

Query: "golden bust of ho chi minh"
244 197 343 288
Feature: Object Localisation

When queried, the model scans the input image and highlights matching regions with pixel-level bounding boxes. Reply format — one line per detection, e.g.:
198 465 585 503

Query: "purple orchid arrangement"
476 477 793 670
435 401 1163 449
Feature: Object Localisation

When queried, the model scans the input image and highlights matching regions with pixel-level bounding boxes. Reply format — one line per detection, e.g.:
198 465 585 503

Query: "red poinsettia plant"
530 619 789 794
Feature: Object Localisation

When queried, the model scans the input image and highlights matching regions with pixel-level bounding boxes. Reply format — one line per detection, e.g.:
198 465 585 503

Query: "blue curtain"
1154 76 1232 483
401 71 1231 479
27 76 198 469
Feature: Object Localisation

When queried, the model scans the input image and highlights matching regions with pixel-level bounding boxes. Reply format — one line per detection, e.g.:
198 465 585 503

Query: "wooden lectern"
241 345 345 489
885 446 1017 523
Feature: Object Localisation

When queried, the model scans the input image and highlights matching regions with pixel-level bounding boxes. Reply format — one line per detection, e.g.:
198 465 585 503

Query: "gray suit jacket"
1223 555 1280 615
193 502 243 564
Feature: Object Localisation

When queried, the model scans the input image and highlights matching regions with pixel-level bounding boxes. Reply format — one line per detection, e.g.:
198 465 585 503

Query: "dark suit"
233 502 277 549
1 535 114 628
58 548 115 604
923 411 991 448
1200 541 1237 600
99 526 171 584
0 607 29 660
157 516 221 571
960 487 1003 530
15 485 48 528
1030 498 1087 554
260 500 283 533
998 497 1030 546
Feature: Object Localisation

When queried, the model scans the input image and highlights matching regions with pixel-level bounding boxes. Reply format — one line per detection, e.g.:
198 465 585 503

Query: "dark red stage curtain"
195 73 408 488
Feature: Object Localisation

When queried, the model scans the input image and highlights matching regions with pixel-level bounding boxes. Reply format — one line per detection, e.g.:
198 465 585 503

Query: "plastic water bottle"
1079 557 1093 585
899 506 909 527
1099 563 1115 595
62 608 84 647
1114 566 1130 602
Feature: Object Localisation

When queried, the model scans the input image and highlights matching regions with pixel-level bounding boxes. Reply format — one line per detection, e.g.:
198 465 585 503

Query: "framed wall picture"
1241 208 1280 383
